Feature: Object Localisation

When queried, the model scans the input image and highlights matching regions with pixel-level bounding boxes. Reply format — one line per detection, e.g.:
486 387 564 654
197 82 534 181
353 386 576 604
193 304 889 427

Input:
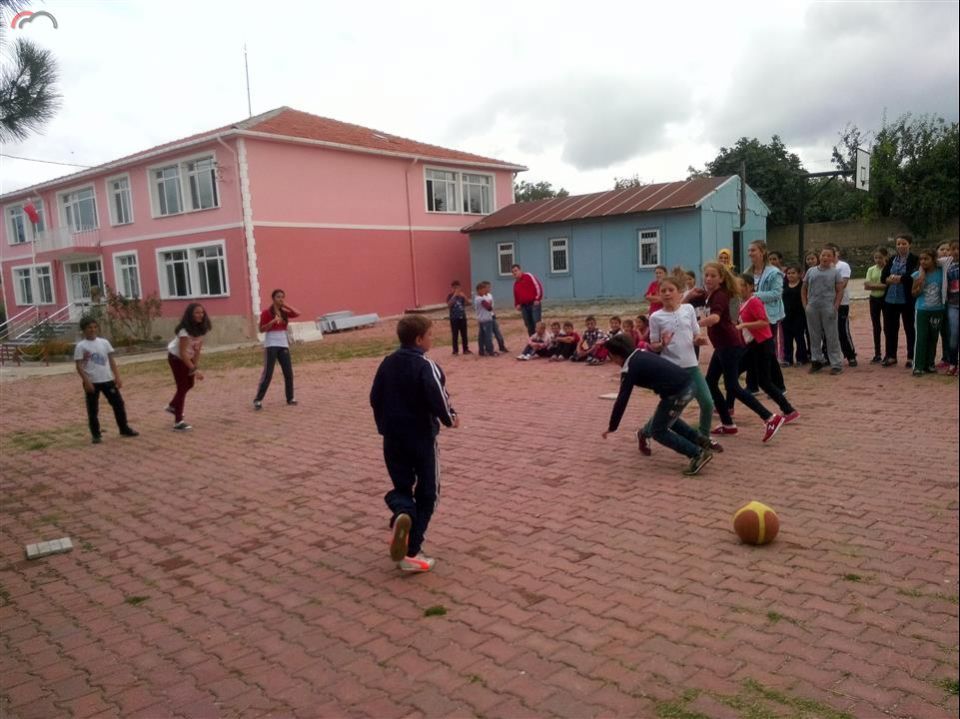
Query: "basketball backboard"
855 147 870 192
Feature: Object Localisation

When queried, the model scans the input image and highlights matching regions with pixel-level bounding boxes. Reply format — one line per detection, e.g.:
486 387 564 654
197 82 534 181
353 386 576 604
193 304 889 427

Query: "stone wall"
767 217 960 275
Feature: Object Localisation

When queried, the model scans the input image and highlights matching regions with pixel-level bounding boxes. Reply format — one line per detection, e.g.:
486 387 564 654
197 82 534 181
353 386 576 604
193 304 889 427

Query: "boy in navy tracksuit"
370 315 459 573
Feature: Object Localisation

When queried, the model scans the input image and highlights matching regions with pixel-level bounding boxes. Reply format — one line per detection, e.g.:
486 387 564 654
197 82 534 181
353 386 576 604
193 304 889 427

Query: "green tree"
0 0 60 142
688 136 805 226
613 174 642 190
513 179 569 202
833 114 959 237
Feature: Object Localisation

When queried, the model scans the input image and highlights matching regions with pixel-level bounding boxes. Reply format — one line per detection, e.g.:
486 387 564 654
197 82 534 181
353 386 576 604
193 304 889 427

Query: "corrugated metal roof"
463 176 735 233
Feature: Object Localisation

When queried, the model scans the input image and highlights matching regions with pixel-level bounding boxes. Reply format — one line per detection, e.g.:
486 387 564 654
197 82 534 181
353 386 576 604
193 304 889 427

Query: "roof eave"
0 129 242 202
693 175 737 208
236 129 528 172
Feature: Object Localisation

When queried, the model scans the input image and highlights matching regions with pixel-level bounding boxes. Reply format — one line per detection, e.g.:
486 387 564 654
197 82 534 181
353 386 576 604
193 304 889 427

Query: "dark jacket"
370 347 456 440
880 252 919 304
608 349 692 432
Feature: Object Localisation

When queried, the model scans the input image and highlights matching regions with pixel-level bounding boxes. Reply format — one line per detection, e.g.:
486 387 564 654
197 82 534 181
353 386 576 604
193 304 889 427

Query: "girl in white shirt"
639 277 720 456
166 303 210 430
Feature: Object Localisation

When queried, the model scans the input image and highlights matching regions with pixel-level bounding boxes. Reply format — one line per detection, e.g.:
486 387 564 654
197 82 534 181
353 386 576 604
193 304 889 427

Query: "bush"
43 340 75 357
95 287 163 343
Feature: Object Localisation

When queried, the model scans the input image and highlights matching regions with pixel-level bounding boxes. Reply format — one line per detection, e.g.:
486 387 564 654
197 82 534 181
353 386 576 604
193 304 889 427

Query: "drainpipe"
217 134 260 336
404 157 420 309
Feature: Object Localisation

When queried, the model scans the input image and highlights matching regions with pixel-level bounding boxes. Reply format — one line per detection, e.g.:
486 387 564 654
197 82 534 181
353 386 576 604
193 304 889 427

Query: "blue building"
463 176 768 302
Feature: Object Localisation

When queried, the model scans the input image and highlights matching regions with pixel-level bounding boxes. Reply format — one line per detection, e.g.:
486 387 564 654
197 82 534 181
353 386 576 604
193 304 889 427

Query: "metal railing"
0 306 40 340
3 303 73 343
34 227 101 253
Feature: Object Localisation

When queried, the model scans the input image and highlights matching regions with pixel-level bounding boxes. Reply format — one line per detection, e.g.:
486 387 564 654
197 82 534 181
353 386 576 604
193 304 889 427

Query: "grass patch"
897 588 960 605
842 573 862 582
423 605 447 617
3 427 88 453
936 678 959 695
766 611 782 624
658 679 853 719
124 595 150 606
468 674 486 686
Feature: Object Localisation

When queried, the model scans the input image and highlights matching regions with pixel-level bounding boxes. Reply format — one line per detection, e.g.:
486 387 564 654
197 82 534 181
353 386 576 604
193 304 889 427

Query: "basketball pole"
796 170 848 263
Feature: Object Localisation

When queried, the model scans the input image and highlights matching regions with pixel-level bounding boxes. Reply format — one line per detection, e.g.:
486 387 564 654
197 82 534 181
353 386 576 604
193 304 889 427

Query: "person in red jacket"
254 289 301 409
511 264 544 336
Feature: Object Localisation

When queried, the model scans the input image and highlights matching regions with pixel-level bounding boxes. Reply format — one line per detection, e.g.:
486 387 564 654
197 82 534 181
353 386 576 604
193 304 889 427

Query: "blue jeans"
477 321 494 355
647 382 703 459
945 304 959 365
520 303 541 337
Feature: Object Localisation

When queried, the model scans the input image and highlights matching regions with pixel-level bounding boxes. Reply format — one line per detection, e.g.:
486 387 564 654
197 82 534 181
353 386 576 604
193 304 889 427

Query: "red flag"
23 202 40 225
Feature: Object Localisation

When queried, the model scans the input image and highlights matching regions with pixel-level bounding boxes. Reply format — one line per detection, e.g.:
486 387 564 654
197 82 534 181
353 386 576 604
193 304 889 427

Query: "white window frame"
113 250 142 299
5 203 30 245
106 173 134 226
147 151 220 218
155 239 230 299
549 237 569 274
57 184 99 232
497 242 515 277
461 172 493 215
424 166 496 215
638 228 661 269
11 263 56 305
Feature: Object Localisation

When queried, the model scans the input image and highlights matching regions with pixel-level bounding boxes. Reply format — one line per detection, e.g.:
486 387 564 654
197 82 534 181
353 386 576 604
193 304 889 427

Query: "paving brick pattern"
1 308 957 718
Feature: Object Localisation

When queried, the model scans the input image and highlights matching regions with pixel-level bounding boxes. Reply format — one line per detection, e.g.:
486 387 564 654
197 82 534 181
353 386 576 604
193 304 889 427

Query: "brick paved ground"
1 305 957 719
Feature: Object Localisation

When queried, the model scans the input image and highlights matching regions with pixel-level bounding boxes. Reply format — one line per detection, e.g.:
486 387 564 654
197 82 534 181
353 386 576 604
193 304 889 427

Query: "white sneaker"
397 553 435 573
173 421 192 431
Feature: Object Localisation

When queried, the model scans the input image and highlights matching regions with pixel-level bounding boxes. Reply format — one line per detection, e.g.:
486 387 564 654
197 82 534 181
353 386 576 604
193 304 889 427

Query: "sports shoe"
516 354 530 361
91 435 102 445
586 357 598 365
912 370 924 377
463 349 473 355
119 428 139 437
905 360 913 369
164 405 176 415
936 361 950 370
173 421 192 431
829 367 843 375
949 365 958 376
389 513 411 562
253 400 263 410
397 553 435 573
762 414 786 443
708 439 724 453
683 450 713 476
287 398 298 406
783 410 800 425
636 430 652 456
870 356 882 364
809 362 824 373
848 358 858 367
712 424 738 435
881 357 897 367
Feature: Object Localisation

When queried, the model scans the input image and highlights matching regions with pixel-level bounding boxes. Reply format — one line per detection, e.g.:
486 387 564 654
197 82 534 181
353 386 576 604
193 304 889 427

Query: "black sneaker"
253 400 263 410
870 356 882 364
830 367 843 375
287 399 298 406
119 428 139 437
881 357 897 367
683 450 713 476
905 360 913 369
91 435 102 445
809 362 824 373
848 358 858 367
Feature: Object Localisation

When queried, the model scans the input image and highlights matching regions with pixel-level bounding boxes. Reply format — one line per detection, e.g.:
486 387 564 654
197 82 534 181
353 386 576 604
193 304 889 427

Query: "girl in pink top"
644 265 667 314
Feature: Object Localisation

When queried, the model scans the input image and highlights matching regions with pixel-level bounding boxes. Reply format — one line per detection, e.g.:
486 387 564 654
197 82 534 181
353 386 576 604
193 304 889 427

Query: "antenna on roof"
244 44 253 118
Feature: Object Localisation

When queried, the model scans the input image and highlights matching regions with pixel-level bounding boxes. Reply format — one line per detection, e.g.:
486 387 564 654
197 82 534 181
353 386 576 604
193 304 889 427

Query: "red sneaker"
636 430 652 456
783 410 800 425
711 425 738 435
708 439 724 452
762 414 786 443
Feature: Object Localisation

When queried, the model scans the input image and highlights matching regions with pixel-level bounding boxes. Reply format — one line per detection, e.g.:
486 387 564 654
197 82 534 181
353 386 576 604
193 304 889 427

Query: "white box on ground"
26 537 73 560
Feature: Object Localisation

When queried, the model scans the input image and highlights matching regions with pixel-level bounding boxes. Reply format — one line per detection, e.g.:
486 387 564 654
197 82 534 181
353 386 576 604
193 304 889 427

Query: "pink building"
1 107 524 341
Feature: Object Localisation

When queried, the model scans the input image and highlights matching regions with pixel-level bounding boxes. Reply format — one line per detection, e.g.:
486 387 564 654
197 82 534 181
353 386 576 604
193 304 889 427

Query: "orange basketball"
733 501 780 545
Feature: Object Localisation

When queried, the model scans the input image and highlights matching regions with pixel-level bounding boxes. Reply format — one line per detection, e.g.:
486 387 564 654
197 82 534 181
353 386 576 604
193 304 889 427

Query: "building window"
157 241 228 298
550 237 569 273
60 187 98 232
12 264 54 305
497 242 515 276
114 252 141 298
638 229 660 268
151 154 220 217
7 205 27 244
462 173 492 214
108 175 133 225
426 168 495 214
154 165 183 216
426 169 458 213
186 157 219 211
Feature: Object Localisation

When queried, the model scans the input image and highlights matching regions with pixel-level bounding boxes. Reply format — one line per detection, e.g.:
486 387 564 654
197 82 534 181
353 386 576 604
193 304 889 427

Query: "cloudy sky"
1 0 957 196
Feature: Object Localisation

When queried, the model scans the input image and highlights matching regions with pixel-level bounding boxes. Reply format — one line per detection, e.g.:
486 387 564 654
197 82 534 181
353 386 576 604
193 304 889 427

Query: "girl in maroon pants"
166 303 211 430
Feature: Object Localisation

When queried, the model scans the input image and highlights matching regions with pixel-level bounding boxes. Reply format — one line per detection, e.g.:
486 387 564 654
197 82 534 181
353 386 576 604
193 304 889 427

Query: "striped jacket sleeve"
421 357 456 427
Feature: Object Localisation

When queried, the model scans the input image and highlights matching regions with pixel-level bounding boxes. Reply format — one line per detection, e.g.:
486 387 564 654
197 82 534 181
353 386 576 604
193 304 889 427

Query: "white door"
66 260 104 319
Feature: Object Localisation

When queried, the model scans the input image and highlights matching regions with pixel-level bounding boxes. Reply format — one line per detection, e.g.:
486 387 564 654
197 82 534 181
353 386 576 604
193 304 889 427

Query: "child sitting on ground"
622 318 646 350
635 314 651 344
517 321 554 360
550 321 580 361
572 315 609 364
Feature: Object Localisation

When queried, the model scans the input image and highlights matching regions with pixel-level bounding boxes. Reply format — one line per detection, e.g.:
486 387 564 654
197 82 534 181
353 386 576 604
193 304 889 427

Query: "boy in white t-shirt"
74 317 138 444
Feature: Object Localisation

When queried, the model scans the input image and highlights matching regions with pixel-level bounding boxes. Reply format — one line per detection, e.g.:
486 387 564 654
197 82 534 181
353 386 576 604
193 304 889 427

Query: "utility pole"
244 44 253 118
